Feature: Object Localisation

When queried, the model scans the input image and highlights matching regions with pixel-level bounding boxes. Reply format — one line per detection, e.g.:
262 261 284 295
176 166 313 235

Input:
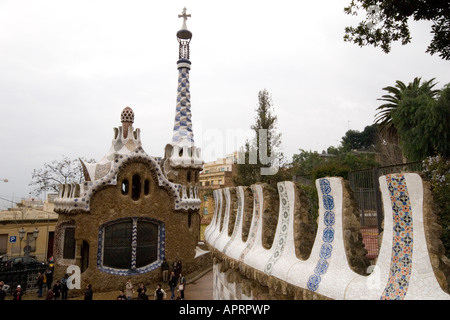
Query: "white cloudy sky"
0 0 448 208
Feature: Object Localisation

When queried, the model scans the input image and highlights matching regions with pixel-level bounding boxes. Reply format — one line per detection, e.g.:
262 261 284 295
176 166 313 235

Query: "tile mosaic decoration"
307 178 335 292
208 174 450 300
54 147 201 213
239 185 261 262
172 65 194 144
264 182 290 275
223 188 243 254
380 174 413 300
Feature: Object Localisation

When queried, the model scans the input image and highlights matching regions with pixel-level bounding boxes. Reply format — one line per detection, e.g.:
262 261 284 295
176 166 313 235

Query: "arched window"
187 171 191 183
99 218 164 274
188 212 192 229
131 174 141 201
81 241 89 273
63 227 75 259
144 179 150 196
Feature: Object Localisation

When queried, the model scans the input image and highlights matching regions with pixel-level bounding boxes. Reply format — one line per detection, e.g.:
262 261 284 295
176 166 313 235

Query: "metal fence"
348 161 422 260
0 266 47 295
348 161 423 232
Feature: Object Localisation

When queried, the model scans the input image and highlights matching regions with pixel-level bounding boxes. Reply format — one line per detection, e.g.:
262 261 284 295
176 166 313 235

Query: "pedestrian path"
184 269 213 300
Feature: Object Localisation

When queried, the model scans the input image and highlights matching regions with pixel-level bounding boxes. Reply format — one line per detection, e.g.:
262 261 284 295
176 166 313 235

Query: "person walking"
154 284 166 300
125 279 134 300
45 267 53 291
52 280 62 300
0 282 5 300
36 272 44 298
0 281 10 295
176 259 183 277
137 283 148 300
12 285 23 301
117 290 127 300
161 258 169 282
168 271 178 300
60 274 69 300
84 284 93 300
178 273 186 300
45 289 54 300
137 283 146 296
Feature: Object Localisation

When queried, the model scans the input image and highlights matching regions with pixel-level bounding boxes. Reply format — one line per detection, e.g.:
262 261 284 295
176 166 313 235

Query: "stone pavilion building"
52 9 204 292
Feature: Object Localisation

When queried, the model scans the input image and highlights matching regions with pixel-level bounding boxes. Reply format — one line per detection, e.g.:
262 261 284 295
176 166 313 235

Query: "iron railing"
0 266 47 295
348 161 423 233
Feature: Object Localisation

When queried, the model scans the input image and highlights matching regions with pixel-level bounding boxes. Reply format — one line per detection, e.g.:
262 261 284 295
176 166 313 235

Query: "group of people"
121 279 150 300
165 258 186 300
117 258 187 300
0 266 70 301
1 258 189 301
35 269 71 300
118 279 165 300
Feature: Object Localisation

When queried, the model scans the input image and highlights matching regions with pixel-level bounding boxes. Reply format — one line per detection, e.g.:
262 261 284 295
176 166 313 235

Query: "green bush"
297 183 318 228
312 163 350 181
423 155 450 258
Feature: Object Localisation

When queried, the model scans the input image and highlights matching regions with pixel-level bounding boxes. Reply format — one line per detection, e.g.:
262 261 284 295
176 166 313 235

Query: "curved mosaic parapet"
212 188 235 252
205 174 449 300
344 173 449 300
239 182 297 277
204 189 222 243
285 178 361 299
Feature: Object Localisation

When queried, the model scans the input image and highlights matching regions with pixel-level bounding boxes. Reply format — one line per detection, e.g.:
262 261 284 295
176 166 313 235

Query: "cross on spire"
178 7 191 29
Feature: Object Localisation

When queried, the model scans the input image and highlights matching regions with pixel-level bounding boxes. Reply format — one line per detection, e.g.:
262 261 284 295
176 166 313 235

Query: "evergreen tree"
375 77 439 144
392 83 450 161
234 89 287 186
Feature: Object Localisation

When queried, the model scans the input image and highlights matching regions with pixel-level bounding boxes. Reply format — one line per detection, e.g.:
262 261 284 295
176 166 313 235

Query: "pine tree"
234 89 287 186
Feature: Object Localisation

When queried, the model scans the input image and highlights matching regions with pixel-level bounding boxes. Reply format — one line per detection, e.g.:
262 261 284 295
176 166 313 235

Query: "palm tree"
374 77 439 143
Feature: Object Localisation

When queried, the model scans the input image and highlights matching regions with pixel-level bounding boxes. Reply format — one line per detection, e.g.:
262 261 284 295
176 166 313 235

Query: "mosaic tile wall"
205 174 449 300
172 62 194 144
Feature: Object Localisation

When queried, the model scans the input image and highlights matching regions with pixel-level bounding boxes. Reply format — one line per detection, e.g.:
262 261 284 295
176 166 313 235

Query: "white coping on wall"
205 174 450 300
204 189 221 243
222 187 247 260
207 188 224 245
286 177 360 299
239 184 270 272
212 188 232 251
344 173 449 300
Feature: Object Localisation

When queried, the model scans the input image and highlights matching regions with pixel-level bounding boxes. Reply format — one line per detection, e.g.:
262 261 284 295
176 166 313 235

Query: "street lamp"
33 227 39 239
19 227 25 241
19 227 39 258
18 227 25 258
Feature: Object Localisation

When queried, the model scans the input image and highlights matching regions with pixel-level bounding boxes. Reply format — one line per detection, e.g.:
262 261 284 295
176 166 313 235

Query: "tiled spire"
172 7 194 144
164 8 202 170
172 62 193 143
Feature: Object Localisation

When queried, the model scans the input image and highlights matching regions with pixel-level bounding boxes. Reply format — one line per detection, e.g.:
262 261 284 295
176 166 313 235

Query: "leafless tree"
29 155 95 196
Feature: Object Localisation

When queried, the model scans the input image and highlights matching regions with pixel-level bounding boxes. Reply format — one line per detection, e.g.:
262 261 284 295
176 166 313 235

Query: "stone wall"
205 174 450 300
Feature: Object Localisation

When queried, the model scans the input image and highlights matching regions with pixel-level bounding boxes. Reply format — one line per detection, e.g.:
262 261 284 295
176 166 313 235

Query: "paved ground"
184 269 213 300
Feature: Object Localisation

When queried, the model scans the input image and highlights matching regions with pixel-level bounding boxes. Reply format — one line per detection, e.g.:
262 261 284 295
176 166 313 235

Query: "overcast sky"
0 0 448 208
